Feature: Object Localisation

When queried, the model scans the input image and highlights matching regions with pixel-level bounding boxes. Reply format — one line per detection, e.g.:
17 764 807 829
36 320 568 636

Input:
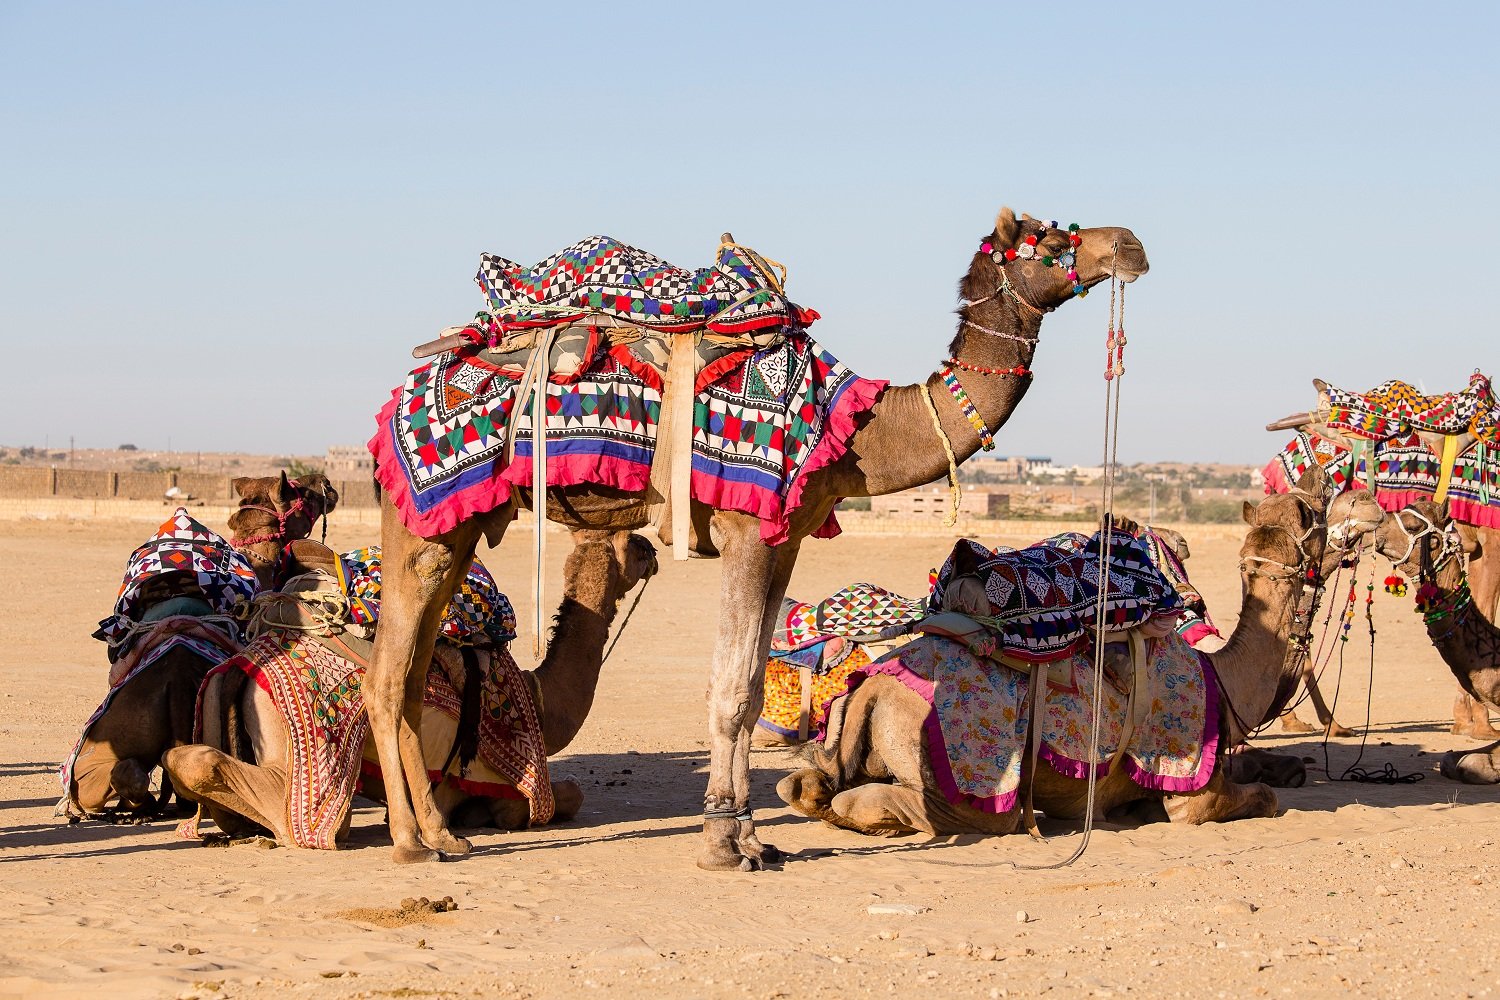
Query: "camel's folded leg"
70 744 152 815
366 498 486 864
162 745 290 842
827 784 931 837
1162 767 1277 824
1440 740 1500 784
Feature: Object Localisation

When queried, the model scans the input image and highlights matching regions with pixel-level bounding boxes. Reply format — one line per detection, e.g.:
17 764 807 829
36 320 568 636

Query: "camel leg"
162 745 290 842
1451 692 1500 740
366 496 489 863
1301 667 1356 737
1162 767 1277 824
698 513 793 871
1441 740 1500 783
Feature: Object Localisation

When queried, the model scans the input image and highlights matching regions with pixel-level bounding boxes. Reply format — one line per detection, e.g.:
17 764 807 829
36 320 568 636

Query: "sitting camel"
164 530 656 846
1371 500 1500 783
59 476 337 820
777 472 1380 836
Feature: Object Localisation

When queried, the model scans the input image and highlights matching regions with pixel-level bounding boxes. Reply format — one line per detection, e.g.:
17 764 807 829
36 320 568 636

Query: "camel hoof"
738 857 756 872
430 833 473 858
392 845 440 865
1325 723 1357 738
1279 716 1317 734
1460 725 1500 741
697 817 755 872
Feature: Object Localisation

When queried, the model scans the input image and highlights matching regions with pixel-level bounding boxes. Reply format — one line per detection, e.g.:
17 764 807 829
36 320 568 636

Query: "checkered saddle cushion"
1324 371 1500 445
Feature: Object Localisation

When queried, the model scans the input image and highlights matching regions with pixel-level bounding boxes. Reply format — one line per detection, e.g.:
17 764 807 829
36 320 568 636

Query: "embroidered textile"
339 548 517 646
1137 529 1220 646
826 633 1219 813
471 235 818 337
1265 431 1500 529
926 531 1185 663
223 631 370 850
93 508 258 651
414 645 554 824
371 334 885 542
759 645 871 739
813 583 928 639
1323 372 1500 446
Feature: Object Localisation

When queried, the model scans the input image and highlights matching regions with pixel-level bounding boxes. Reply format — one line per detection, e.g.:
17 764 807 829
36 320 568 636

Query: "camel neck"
530 558 625 756
831 303 1041 499
1210 575 1303 743
1423 561 1500 667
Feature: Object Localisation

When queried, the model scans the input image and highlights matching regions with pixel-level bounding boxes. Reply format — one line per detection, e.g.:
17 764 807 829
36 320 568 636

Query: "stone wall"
0 468 378 507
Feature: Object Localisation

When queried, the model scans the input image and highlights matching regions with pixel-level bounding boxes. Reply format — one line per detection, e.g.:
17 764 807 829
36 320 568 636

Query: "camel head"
228 471 340 581
1372 499 1468 579
962 207 1149 314
1239 468 1329 586
1323 488 1385 572
566 530 658 606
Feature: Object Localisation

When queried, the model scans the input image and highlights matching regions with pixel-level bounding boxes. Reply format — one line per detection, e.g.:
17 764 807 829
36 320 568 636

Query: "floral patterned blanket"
830 633 1219 813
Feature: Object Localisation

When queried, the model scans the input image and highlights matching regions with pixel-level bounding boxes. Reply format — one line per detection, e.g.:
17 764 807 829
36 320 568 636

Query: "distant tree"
840 496 872 511
117 443 138 451
284 458 325 480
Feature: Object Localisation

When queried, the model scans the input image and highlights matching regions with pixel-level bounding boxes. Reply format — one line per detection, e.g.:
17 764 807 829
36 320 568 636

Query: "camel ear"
231 477 255 500
276 470 296 504
1455 521 1481 557
993 207 1020 247
1295 463 1328 496
1242 500 1258 525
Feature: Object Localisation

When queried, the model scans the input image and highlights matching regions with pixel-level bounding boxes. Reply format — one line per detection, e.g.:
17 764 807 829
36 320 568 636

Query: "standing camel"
165 530 656 845
364 208 1148 869
776 474 1377 836
1371 500 1500 783
1267 379 1500 738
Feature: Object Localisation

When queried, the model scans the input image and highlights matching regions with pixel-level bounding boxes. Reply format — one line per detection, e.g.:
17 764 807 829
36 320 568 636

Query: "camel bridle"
1239 491 1324 582
1386 507 1461 575
230 478 331 558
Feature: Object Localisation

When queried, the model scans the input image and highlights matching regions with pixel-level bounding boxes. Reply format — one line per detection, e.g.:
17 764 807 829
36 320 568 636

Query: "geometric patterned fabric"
825 632 1220 814
370 333 884 543
470 235 819 338
93 508 259 650
926 530 1186 663
1322 371 1500 445
338 547 517 647
1265 430 1500 529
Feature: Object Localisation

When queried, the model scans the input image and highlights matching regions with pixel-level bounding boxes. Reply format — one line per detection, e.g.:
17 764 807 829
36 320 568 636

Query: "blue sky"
1 2 1494 464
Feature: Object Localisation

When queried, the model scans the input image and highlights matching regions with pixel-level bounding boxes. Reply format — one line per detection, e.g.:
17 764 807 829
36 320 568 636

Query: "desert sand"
3 515 1498 1000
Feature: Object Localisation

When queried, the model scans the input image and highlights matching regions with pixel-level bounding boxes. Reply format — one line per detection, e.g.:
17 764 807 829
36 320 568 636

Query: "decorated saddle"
60 510 254 806
1265 372 1500 529
925 529 1186 663
471 235 819 340
183 550 551 849
372 235 884 547
1135 527 1219 647
828 632 1220 813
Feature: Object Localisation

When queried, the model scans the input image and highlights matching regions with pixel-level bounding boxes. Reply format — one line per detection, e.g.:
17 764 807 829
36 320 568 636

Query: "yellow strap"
1434 433 1460 504
1023 660 1049 840
918 384 961 527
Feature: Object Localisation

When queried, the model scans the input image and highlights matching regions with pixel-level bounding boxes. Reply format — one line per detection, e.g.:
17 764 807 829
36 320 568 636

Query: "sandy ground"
2 515 1498 1000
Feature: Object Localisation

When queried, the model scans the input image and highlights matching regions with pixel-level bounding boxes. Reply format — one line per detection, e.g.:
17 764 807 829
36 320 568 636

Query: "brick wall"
0 467 377 506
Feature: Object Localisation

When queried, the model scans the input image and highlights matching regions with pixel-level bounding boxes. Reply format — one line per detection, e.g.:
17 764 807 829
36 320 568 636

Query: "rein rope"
600 564 655 666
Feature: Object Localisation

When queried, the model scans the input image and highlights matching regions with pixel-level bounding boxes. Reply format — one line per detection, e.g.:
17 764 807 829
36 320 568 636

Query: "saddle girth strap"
1104 630 1150 779
1022 659 1049 841
798 664 814 742
1434 433 1461 504
648 332 698 561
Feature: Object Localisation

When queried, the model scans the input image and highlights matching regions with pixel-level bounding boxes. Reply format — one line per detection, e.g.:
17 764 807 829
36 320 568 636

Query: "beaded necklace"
937 360 1033 452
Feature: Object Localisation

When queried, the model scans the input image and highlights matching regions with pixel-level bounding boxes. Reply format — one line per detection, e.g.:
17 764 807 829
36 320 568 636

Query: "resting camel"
1371 500 1500 783
1269 380 1500 739
62 475 336 819
163 531 656 844
776 472 1380 836
364 208 1149 868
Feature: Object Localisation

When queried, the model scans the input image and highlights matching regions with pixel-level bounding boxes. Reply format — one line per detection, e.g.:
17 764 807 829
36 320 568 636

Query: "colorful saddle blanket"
926 531 1185 663
471 235 819 338
202 630 551 849
1323 372 1500 446
371 334 884 542
1136 528 1219 647
1265 430 1500 529
92 508 258 654
761 645 871 740
338 547 517 647
829 633 1220 813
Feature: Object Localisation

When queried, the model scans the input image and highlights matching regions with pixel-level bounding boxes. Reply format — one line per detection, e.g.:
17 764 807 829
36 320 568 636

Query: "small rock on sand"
1214 900 1257 916
868 903 929 916
1015 910 1030 924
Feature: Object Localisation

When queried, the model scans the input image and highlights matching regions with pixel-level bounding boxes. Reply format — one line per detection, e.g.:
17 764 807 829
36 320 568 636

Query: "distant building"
325 445 373 478
1029 463 1106 481
965 454 1053 481
873 485 1010 518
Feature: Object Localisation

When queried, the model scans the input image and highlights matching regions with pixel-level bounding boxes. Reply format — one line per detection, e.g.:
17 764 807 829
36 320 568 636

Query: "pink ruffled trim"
761 374 888 545
1262 459 1289 496
369 388 516 539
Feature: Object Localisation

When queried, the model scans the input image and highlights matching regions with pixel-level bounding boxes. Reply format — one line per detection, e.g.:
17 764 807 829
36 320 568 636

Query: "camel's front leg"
699 514 798 871
366 498 486 863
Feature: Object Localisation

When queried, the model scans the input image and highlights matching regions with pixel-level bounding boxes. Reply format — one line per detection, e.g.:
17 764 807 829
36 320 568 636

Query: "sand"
2 516 1498 999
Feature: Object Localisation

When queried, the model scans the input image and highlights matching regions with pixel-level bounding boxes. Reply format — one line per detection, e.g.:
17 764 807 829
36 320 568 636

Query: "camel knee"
1441 749 1500 784
776 768 835 818
162 744 227 796
110 759 154 810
